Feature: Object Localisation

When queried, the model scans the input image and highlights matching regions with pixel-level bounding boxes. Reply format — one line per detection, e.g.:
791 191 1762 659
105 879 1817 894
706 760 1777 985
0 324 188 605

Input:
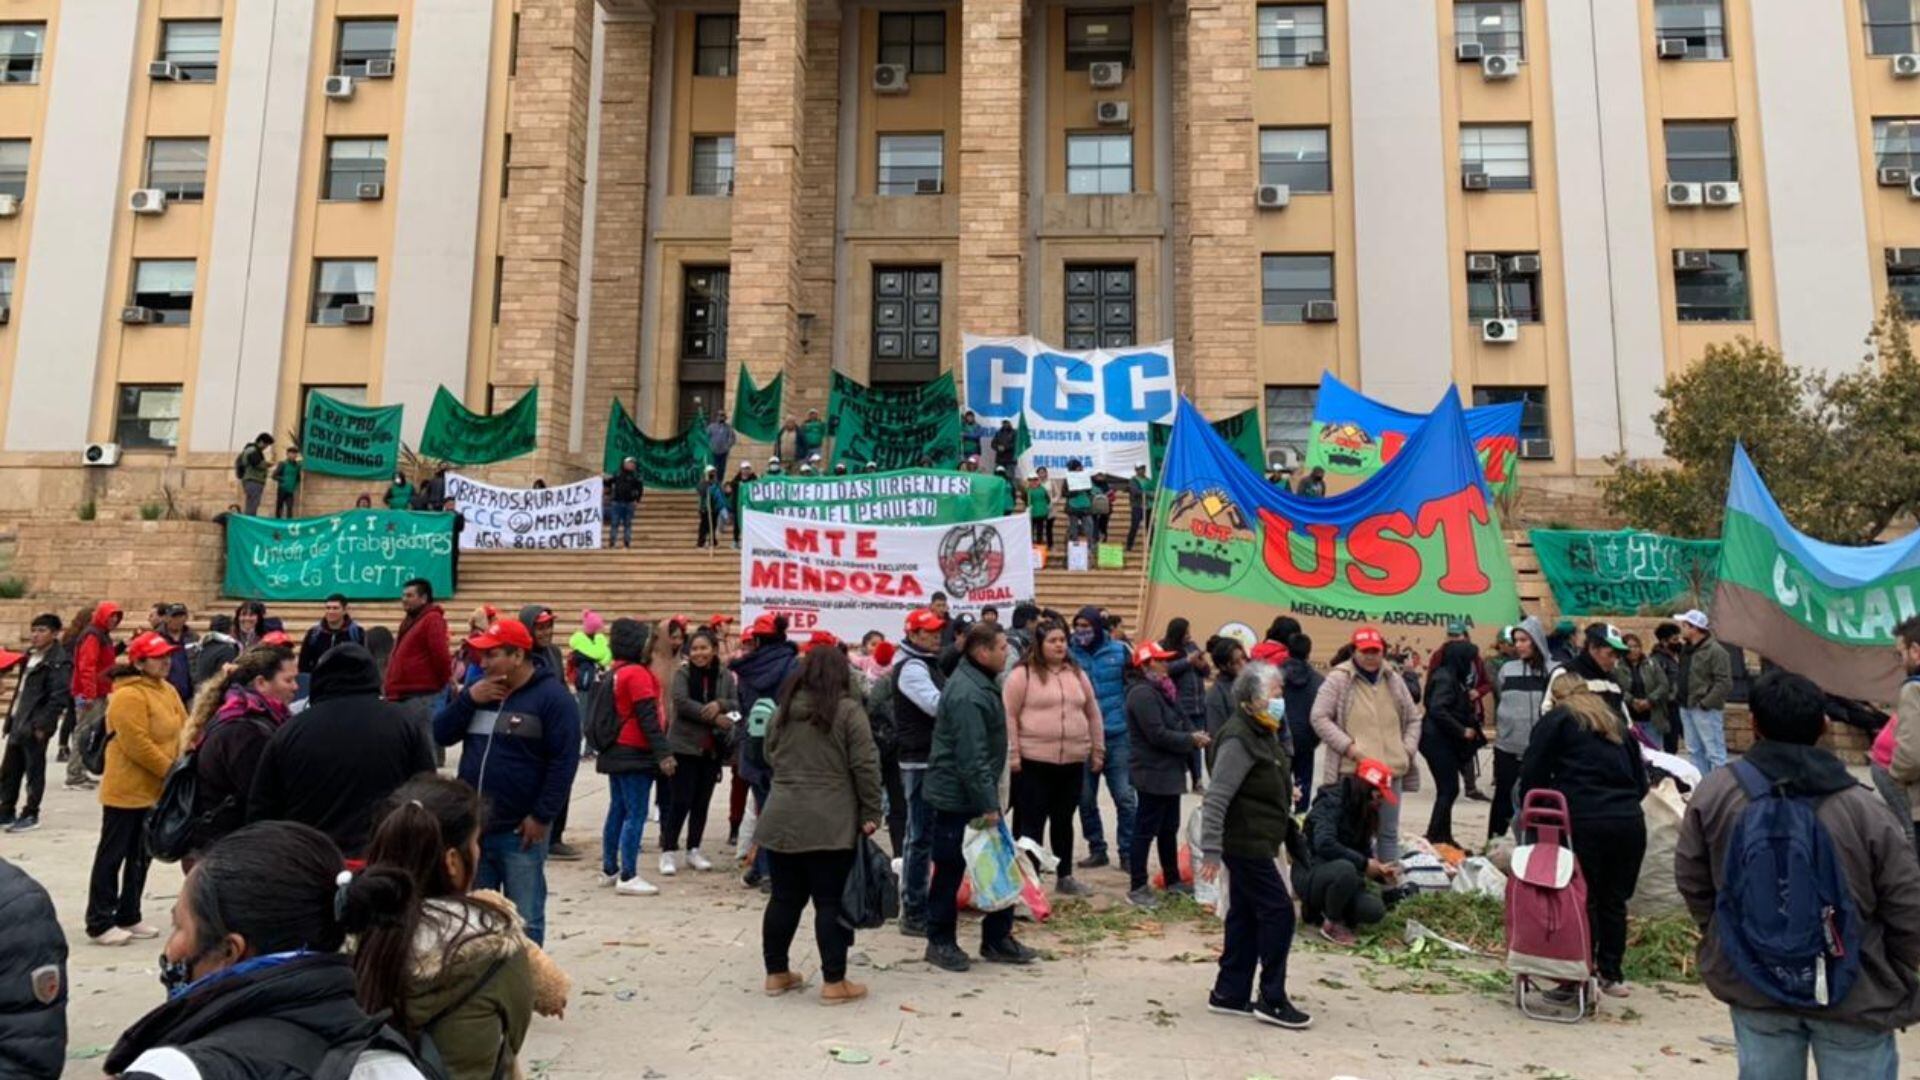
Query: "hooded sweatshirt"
71 601 121 702
403 891 569 1080
433 657 581 834
1494 616 1549 755
1068 604 1130 735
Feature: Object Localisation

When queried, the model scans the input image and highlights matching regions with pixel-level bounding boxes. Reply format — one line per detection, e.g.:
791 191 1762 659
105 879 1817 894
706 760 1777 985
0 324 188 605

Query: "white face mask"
1266 697 1287 723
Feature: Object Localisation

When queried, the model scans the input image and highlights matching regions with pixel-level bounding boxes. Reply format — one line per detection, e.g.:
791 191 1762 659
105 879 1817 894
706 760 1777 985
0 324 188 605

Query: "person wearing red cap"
1124 640 1212 908
86 631 187 946
891 606 949 936
385 579 453 767
65 600 124 790
731 614 798 886
1308 626 1420 862
1296 761 1399 946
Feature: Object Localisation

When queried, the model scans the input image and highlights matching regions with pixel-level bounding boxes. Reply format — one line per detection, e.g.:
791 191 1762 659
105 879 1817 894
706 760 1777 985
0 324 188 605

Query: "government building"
0 0 1911 514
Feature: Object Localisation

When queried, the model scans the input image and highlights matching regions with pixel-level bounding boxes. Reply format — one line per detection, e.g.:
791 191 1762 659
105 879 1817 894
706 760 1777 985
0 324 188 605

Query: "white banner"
741 510 1034 641
444 473 603 551
962 333 1178 476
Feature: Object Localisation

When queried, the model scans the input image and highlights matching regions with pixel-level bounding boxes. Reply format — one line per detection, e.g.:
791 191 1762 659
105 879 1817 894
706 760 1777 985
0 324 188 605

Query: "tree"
1820 293 1920 541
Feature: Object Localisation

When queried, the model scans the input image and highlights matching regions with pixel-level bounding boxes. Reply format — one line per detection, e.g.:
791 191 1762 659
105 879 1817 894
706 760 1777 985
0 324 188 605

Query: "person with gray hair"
1196 662 1312 1030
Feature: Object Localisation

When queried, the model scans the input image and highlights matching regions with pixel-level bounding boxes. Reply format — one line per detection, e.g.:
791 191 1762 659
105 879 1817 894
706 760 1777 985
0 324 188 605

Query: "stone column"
582 12 655 466
1181 0 1257 416
728 0 810 416
790 14 841 412
496 0 595 479
958 0 1028 339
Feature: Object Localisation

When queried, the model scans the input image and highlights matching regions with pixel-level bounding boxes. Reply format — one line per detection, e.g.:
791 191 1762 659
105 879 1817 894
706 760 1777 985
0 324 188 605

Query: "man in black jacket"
247 645 436 859
297 594 366 677
0 856 65 1077
0 614 71 833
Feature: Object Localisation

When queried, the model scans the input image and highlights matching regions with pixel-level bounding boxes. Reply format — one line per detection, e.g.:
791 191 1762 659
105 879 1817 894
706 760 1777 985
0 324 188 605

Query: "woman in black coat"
1418 640 1485 849
1125 642 1211 908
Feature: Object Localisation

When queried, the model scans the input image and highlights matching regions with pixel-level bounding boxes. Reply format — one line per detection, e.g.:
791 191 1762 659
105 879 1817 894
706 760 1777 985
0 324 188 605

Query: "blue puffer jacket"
1069 605 1131 735
433 656 582 835
731 639 798 784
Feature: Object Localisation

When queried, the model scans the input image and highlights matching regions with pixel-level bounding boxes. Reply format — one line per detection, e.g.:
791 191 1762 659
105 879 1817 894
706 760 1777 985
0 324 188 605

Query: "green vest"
1212 711 1293 859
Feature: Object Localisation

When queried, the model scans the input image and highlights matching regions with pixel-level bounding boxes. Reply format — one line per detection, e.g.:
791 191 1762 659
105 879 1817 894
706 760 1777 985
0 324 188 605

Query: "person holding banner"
271 446 302 518
1308 628 1421 862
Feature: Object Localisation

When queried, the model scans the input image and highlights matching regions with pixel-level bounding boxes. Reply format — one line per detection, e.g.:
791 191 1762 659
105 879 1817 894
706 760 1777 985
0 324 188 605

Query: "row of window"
1264 384 1548 454
1255 0 1726 68
101 258 376 326
0 18 397 86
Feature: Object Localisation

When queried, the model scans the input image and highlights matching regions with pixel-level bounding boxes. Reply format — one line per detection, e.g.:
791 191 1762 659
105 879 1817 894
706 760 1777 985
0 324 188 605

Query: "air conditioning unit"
1255 183 1290 209
1466 253 1500 275
1881 166 1912 187
341 303 375 325
364 58 395 79
324 75 355 99
1519 438 1555 460
129 189 167 215
1303 299 1338 323
120 305 155 325
1303 50 1330 67
1657 37 1690 60
1088 61 1124 88
1455 41 1486 62
1462 171 1491 191
1704 180 1742 206
1095 100 1129 126
147 60 181 81
1481 53 1519 79
1507 254 1542 275
0 194 20 218
1666 181 1704 206
1909 174 1920 200
1481 318 1519 343
356 181 385 201
83 442 121 467
1888 247 1920 270
872 63 908 94
913 176 942 195
1674 249 1712 272
1896 54 1920 78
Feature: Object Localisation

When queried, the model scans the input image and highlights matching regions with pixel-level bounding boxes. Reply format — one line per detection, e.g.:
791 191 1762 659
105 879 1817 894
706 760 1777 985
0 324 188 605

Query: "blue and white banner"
962 334 1178 476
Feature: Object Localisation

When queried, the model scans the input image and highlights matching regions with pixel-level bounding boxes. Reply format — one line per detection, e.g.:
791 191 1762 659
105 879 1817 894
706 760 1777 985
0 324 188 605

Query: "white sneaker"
615 875 660 896
687 848 714 872
659 851 678 876
123 922 162 940
90 927 133 947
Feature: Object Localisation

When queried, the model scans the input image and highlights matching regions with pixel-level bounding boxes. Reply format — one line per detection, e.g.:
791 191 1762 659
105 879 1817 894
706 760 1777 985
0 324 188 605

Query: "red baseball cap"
1132 641 1177 666
1250 640 1290 665
127 631 179 662
905 609 946 633
469 620 535 652
709 613 735 628
258 630 293 647
1351 626 1386 652
804 630 841 653
744 613 778 640
527 608 556 627
1355 757 1400 805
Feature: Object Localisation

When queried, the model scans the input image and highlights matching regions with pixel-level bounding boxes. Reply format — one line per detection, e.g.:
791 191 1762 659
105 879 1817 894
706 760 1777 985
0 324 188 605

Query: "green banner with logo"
732 367 784 443
300 392 403 480
740 468 1008 525
225 510 453 601
1150 407 1265 479
603 398 712 488
826 371 963 472
419 385 538 465
1530 528 1720 616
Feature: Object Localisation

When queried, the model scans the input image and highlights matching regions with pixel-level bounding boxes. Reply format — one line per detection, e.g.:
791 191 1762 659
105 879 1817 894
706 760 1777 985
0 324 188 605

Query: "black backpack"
233 448 250 480
863 670 898 756
583 677 622 754
146 717 273 862
81 718 114 776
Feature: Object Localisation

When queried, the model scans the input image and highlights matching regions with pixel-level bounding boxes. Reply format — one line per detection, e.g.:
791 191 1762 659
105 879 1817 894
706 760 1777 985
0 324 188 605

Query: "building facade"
0 0 1913 514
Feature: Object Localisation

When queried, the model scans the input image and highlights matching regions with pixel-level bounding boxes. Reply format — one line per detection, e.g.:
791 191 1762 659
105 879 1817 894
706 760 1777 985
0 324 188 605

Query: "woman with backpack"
731 614 798 887
355 776 570 1079
87 631 188 946
664 628 737 877
597 619 673 896
176 643 299 863
1003 620 1103 897
105 820 432 1079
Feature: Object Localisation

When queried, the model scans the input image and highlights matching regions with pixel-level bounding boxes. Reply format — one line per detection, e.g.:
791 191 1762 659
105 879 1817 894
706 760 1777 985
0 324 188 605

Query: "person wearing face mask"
1196 662 1312 1030
1124 640 1212 908
106 820 429 1079
356 776 569 1079
1308 627 1420 861
178 644 300 863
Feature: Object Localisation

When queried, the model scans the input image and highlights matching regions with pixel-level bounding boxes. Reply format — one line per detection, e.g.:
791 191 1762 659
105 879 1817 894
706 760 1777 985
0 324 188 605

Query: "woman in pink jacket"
1004 620 1105 897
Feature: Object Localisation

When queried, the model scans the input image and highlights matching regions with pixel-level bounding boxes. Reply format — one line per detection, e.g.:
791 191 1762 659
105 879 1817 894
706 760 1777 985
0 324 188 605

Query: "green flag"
603 398 712 488
225 510 453 601
825 371 963 471
1013 413 1032 463
1531 528 1720 616
300 392 402 479
1149 406 1265 479
732 367 784 443
419 385 538 465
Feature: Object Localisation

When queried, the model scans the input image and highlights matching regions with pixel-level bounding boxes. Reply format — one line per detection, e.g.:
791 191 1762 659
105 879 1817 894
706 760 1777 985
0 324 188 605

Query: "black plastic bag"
839 835 898 931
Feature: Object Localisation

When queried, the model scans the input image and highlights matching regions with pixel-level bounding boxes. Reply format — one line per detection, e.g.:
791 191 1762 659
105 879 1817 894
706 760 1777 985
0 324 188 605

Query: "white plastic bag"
735 799 758 863
1449 856 1508 899
1181 808 1221 907
1013 835 1060 876
1630 779 1688 917
962 819 1024 912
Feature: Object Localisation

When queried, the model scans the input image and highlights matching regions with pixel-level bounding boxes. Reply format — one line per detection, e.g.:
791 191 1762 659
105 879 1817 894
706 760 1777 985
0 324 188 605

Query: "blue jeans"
1730 1006 1898 1080
1681 706 1728 776
602 772 652 880
476 831 550 946
1079 732 1137 861
900 767 935 919
609 501 635 547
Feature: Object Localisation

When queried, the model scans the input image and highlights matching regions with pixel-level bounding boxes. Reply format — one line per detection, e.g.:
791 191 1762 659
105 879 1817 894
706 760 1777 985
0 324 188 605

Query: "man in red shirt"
384 578 452 765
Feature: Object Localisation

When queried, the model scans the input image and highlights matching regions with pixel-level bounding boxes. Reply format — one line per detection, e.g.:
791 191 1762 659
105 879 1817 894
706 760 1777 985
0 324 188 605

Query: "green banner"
740 468 1009 525
225 510 453 601
1150 407 1265 479
419 385 538 465
300 392 402 480
603 398 712 488
826 371 963 472
732 367 783 443
1530 528 1720 616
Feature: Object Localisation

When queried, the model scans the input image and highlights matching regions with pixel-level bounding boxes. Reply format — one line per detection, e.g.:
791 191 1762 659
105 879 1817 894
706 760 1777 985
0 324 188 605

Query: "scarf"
687 661 719 704
215 685 291 728
1147 672 1177 703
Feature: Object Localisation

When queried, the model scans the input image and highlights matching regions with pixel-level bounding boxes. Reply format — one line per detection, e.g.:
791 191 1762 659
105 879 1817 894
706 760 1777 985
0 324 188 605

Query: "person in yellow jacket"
86 631 186 946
